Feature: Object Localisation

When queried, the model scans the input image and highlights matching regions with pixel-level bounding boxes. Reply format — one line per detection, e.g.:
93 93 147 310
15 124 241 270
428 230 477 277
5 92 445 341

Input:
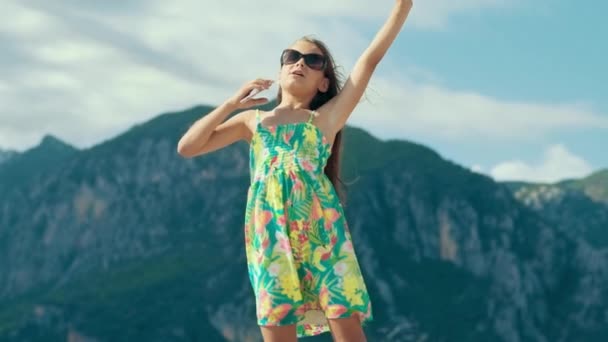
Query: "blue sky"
0 0 605 182
403 1 606 107
372 0 607 180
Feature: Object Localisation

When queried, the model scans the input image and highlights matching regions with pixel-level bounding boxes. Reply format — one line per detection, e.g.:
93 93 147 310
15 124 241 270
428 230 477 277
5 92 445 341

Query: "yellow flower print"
279 273 302 301
303 125 318 146
265 177 284 210
343 274 364 306
252 136 262 160
244 111 374 334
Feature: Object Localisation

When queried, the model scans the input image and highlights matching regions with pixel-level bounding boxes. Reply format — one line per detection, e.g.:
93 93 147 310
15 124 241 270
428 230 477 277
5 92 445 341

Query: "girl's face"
278 40 329 98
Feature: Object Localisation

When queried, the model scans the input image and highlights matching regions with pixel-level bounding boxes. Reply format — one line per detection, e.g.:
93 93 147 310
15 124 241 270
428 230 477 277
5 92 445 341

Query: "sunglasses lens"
281 50 301 65
280 49 326 70
305 55 325 70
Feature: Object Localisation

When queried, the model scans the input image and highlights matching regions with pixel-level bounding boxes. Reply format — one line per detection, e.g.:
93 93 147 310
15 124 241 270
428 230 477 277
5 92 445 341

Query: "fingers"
239 79 273 99
252 78 274 85
229 78 273 109
250 78 274 89
243 79 273 98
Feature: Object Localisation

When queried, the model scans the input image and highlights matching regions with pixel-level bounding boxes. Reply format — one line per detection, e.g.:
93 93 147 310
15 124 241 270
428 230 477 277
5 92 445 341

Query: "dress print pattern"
243 108 373 337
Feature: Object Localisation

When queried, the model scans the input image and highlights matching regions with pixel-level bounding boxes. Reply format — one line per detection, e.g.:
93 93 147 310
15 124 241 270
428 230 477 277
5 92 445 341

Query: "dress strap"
307 110 315 124
255 109 260 124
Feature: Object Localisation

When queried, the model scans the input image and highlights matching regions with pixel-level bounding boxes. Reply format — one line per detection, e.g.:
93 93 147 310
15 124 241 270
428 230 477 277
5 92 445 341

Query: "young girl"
178 1 412 340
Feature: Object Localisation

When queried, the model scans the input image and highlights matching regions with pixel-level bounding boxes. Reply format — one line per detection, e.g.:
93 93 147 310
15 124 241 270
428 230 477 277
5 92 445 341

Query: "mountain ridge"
0 103 607 341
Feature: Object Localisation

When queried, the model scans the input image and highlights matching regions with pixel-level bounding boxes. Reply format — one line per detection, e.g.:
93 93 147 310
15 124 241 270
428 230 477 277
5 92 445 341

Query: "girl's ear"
318 77 329 93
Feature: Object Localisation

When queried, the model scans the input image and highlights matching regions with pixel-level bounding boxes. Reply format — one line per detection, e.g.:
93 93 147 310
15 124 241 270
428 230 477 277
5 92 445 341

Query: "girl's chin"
281 81 313 93
283 77 307 85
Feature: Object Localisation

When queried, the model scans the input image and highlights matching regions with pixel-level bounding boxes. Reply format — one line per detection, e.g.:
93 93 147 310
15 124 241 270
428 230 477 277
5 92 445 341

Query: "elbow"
176 146 189 158
359 53 381 72
176 140 194 158
177 140 210 158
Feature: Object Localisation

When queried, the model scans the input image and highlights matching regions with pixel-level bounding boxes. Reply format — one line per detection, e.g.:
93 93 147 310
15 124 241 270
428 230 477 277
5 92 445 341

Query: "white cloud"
0 1 53 35
0 0 379 150
353 77 608 143
0 0 605 155
487 144 594 183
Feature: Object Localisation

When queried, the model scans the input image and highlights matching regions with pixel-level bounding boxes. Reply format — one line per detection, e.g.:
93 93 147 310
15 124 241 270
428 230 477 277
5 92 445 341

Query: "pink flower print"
302 220 311 232
292 177 304 194
312 325 325 334
300 158 314 172
289 220 300 233
323 208 340 231
268 262 281 277
283 130 294 144
303 269 313 282
333 261 347 276
275 231 292 253
269 155 278 166
255 210 273 234
341 240 354 253
326 304 348 318
298 232 308 244
319 285 329 309
257 288 269 315
277 213 287 227
311 195 323 220
289 170 297 181
330 234 337 247
255 249 265 265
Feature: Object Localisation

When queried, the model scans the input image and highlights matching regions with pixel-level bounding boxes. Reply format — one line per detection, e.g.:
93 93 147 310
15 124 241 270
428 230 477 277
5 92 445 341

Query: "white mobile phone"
240 88 264 103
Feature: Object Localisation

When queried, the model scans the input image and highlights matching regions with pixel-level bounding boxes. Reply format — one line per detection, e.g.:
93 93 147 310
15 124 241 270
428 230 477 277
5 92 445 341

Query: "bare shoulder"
313 105 341 135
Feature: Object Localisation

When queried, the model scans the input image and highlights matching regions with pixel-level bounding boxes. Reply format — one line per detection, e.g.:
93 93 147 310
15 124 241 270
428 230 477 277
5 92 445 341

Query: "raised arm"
177 78 273 158
319 0 413 130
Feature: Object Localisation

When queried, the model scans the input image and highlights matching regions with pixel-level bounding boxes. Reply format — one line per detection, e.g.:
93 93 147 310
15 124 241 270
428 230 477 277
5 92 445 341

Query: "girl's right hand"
225 78 274 109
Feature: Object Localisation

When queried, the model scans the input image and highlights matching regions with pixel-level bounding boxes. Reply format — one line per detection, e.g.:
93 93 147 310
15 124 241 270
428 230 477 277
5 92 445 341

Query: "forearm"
177 101 237 154
361 0 412 67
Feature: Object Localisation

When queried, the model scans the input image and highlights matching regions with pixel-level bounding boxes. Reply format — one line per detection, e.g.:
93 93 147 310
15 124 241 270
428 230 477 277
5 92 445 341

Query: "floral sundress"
244 108 373 337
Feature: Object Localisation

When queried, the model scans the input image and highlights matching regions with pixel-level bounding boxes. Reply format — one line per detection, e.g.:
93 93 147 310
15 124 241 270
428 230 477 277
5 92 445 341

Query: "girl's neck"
277 92 315 111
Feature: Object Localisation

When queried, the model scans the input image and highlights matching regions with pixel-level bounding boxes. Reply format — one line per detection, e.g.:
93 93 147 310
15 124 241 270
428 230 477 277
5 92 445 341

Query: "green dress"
244 108 373 337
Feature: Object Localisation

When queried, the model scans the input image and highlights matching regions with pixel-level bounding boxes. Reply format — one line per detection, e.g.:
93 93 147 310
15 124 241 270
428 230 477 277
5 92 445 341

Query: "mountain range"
1 103 607 341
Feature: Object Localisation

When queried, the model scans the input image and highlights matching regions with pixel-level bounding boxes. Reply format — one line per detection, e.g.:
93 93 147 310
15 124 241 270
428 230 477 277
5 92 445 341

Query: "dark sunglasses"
280 49 327 71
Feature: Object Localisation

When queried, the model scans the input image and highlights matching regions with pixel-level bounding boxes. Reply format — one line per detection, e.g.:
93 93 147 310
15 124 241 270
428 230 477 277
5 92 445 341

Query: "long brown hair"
276 36 347 205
